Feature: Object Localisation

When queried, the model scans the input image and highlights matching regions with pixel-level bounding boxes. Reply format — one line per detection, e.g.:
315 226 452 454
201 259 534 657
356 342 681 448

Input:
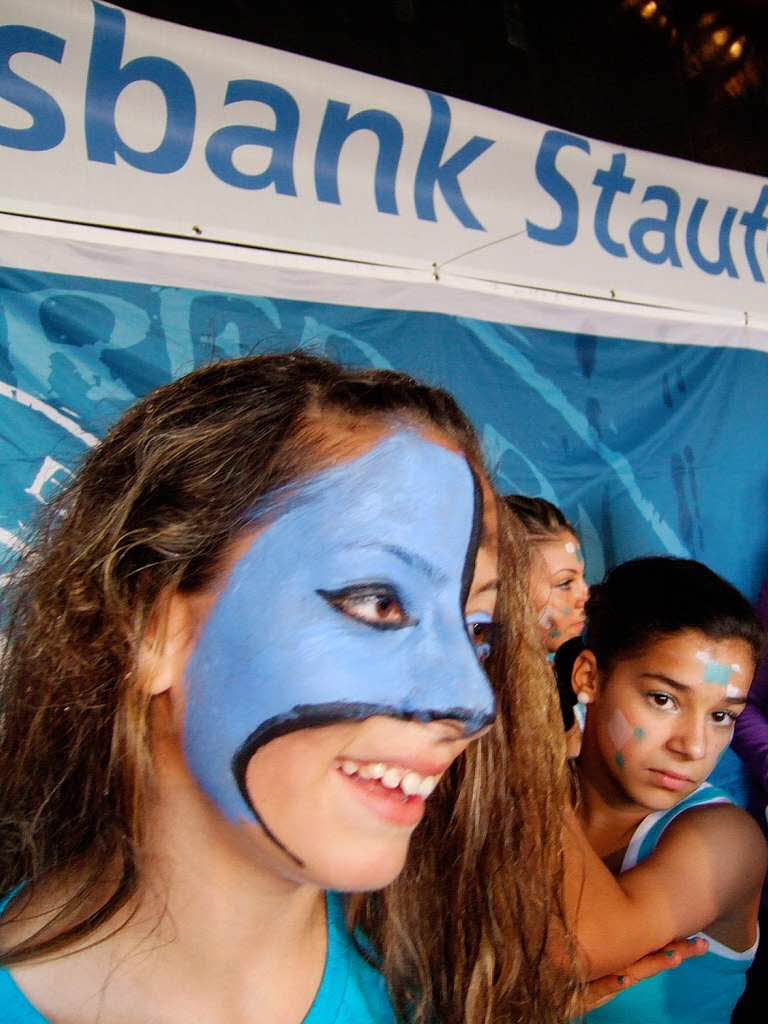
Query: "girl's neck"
575 749 650 861
7 738 330 1024
133 731 329 971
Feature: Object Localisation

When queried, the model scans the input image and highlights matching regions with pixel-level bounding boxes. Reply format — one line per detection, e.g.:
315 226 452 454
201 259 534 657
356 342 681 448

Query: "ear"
139 590 202 697
572 648 600 706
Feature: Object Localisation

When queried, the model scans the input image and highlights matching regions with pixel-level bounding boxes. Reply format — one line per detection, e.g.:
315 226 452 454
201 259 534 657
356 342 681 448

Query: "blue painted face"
183 431 496 834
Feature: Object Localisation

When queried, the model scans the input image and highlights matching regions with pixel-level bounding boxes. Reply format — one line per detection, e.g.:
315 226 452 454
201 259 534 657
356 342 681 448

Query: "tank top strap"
621 782 731 871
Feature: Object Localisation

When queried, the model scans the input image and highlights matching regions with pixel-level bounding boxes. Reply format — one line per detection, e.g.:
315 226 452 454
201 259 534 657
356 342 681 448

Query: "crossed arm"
562 803 767 979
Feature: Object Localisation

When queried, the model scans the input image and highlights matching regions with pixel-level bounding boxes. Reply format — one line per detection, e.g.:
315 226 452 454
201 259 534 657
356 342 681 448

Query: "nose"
401 612 497 738
575 580 590 609
667 710 707 761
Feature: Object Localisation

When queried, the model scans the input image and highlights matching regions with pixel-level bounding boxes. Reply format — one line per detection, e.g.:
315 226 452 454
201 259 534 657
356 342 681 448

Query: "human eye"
316 584 415 631
646 691 677 711
556 577 574 591
711 709 739 728
465 612 497 664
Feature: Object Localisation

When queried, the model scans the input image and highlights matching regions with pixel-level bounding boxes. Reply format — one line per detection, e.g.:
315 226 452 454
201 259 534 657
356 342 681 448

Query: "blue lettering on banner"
740 186 768 284
629 185 682 267
414 91 494 230
206 80 299 194
741 186 768 284
593 153 635 258
527 130 768 284
85 1 196 173
0 2 767 285
0 25 65 151
526 130 591 246
686 198 738 278
315 101 403 214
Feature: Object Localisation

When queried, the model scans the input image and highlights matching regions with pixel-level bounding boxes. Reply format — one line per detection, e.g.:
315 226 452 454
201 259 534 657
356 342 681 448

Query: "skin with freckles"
537 530 589 653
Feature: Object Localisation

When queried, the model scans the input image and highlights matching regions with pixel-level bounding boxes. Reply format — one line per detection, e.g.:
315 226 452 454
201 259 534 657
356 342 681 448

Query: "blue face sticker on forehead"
183 431 496 841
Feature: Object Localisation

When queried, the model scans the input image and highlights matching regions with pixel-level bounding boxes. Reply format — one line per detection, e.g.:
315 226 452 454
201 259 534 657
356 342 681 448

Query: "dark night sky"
116 1 768 177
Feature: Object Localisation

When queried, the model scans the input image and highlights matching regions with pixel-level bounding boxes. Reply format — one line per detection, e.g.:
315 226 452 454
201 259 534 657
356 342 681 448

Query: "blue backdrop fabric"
1 264 765 800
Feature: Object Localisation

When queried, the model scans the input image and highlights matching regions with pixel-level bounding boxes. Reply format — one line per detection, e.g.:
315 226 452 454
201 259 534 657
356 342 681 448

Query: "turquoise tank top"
585 782 758 1024
0 891 396 1023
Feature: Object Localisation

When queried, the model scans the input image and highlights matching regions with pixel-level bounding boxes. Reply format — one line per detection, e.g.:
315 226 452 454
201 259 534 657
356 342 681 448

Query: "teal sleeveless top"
0 891 397 1023
585 783 758 1024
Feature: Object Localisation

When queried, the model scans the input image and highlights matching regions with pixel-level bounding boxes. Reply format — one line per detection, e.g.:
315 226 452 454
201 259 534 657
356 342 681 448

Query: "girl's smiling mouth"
336 757 448 826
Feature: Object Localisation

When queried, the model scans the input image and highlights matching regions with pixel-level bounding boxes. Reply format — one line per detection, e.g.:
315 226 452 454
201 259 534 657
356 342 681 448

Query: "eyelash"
318 584 497 663
466 619 498 664
317 584 415 631
711 709 739 727
647 692 676 710
319 589 499 667
646 692 739 726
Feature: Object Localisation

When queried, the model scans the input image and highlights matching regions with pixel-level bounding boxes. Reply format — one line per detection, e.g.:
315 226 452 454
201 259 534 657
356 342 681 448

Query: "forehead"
248 429 480 573
538 531 580 569
616 630 755 698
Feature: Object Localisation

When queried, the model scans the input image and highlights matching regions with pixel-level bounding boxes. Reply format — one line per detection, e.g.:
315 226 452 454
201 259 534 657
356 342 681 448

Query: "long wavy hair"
0 352 578 1022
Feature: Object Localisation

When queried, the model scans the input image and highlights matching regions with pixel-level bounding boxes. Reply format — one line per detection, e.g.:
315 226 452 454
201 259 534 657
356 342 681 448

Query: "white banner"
2 0 768 324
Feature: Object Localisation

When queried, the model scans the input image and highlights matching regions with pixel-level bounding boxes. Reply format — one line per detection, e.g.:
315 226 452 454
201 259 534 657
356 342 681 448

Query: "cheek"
603 707 661 770
607 708 634 750
244 728 348 807
710 728 734 760
241 729 416 891
606 708 634 770
544 599 567 629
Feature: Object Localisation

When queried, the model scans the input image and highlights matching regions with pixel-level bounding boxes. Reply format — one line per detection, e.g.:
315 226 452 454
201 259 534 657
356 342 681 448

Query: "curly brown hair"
0 352 578 1022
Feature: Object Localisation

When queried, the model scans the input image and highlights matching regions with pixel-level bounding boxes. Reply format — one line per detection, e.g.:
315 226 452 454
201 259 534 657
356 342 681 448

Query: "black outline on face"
231 464 493 867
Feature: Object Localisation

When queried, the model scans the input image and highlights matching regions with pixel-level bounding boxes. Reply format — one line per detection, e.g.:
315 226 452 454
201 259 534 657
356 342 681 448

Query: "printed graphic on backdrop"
2 265 767 602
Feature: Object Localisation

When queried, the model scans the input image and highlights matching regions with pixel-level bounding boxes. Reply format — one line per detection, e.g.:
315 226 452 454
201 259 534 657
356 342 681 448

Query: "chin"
309 860 409 892
626 783 687 813
310 843 411 893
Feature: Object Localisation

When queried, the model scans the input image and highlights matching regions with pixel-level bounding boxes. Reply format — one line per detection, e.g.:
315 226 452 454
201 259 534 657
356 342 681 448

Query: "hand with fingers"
582 937 709 1013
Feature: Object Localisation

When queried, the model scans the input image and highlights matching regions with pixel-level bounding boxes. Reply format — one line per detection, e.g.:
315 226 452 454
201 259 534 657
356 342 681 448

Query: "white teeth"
400 771 422 796
339 760 439 798
381 767 403 789
418 775 437 798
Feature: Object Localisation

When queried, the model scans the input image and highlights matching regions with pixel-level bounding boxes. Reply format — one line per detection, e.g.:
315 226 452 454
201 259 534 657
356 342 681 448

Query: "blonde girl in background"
505 495 588 756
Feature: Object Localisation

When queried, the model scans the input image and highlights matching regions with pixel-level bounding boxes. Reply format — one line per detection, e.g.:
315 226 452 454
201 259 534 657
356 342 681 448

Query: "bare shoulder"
658 802 768 889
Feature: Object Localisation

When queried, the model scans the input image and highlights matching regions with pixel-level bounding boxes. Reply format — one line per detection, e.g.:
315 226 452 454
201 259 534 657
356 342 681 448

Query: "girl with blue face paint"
0 354 580 1024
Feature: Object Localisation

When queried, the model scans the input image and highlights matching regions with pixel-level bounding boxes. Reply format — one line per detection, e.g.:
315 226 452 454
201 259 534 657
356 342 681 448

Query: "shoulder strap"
621 783 731 871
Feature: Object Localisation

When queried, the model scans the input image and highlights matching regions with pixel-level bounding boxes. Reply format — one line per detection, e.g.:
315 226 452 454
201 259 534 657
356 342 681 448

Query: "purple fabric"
732 578 768 797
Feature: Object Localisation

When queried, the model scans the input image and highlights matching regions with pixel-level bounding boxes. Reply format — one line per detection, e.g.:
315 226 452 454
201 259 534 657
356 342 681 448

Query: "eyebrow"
473 578 500 596
639 673 748 706
379 544 448 583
